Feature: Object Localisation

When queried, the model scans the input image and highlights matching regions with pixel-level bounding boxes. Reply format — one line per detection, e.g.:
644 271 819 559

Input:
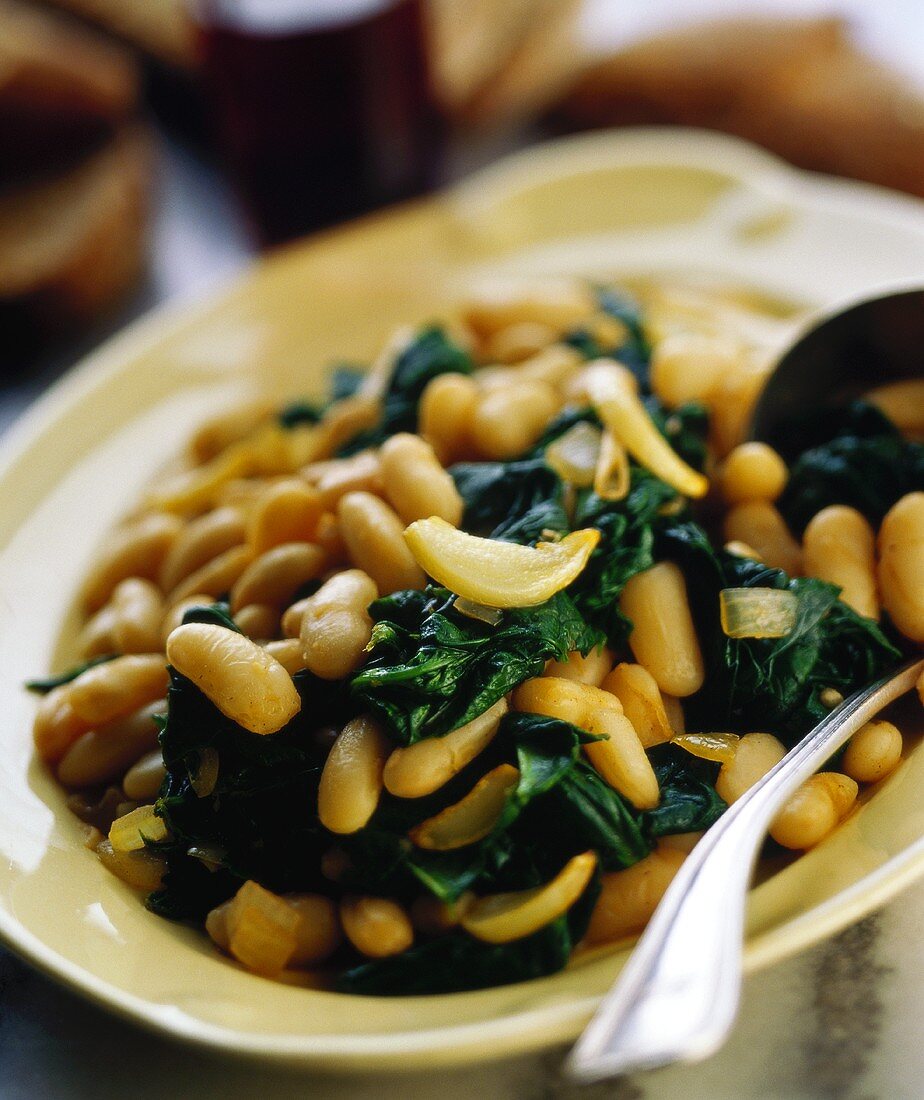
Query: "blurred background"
0 0 922 418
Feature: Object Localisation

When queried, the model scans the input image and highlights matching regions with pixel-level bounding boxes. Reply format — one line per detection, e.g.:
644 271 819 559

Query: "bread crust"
553 17 924 200
0 127 150 356
426 0 540 113
36 0 195 68
0 0 139 175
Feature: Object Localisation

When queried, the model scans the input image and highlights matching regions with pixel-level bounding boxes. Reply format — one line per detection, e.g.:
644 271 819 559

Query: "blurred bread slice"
426 0 540 115
0 128 150 351
557 17 846 129
553 16 924 200
0 0 138 175
460 0 586 128
735 47 924 199
39 0 194 68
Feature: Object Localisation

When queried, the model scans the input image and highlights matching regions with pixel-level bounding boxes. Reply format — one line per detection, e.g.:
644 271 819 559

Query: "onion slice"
225 880 300 976
404 518 600 608
453 597 503 626
190 747 220 798
545 422 602 487
409 764 519 850
109 804 168 852
673 732 741 764
720 587 798 638
584 361 708 498
593 430 630 501
461 851 597 944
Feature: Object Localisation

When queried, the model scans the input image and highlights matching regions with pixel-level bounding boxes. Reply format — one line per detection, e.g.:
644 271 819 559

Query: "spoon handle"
567 657 924 1083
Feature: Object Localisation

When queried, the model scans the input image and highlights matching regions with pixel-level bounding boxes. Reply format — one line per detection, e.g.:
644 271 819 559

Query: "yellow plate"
1 129 923 1070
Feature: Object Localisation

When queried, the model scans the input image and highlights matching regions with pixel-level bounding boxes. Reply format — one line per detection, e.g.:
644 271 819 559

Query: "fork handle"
567 658 924 1083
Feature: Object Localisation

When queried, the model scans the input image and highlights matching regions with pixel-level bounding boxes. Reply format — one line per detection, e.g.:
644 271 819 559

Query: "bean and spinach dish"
30 280 924 995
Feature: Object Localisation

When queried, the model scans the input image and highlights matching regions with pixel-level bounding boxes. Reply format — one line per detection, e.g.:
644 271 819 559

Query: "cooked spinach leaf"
510 719 725 846
146 853 241 923
278 366 365 428
551 764 651 870
277 399 322 429
772 399 899 459
180 601 240 633
563 287 651 386
351 587 601 744
338 327 473 455
329 365 366 402
641 744 726 837
777 401 924 534
451 456 568 543
25 653 117 694
151 667 355 918
646 399 711 473
598 285 652 381
659 522 901 741
569 471 680 645
505 712 588 805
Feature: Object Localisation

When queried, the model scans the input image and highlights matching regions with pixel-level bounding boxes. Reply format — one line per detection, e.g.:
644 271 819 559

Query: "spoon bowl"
749 287 924 456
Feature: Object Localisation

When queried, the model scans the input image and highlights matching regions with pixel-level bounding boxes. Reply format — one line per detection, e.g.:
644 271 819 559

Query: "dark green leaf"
658 522 902 742
552 764 651 871
777 401 924 534
146 853 241 922
507 712 586 804
25 653 117 694
563 287 650 387
338 327 474 455
351 587 601 744
569 471 680 645
451 456 568 543
277 400 322 429
646 399 710 473
597 285 652 384
180 601 241 633
337 912 578 996
152 667 354 914
641 744 726 838
330 365 366 402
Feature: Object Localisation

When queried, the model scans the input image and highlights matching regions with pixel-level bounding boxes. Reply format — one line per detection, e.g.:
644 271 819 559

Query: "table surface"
2 3 923 1097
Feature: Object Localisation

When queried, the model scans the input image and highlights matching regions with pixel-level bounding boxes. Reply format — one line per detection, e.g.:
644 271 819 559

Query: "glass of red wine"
192 0 444 246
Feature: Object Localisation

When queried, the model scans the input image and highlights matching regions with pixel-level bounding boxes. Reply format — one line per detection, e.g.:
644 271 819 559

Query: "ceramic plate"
1 129 923 1070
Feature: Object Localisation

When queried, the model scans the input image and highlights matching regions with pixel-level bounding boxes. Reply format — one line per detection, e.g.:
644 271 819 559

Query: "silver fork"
567 656 924 1083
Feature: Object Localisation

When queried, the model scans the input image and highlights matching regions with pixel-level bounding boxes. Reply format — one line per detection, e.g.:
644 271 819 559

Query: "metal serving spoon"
568 287 924 1083
567 657 923 1083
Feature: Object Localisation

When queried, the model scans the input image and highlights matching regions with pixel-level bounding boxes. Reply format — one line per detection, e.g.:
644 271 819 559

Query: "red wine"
196 0 443 245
